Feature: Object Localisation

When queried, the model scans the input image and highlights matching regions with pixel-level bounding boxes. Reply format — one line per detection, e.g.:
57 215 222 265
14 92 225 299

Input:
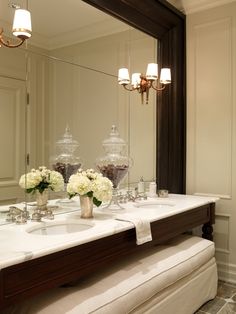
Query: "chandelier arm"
150 80 166 91
122 84 135 92
0 29 25 48
145 87 149 104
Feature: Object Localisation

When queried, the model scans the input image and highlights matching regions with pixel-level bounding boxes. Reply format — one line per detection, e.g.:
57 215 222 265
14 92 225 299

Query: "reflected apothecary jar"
96 125 132 211
52 126 81 201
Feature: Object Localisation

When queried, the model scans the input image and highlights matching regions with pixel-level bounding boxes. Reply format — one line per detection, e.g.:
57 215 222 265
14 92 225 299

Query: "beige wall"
187 1 236 282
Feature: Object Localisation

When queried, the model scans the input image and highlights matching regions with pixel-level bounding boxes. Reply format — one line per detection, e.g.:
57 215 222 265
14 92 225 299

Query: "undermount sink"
26 220 94 235
134 200 175 209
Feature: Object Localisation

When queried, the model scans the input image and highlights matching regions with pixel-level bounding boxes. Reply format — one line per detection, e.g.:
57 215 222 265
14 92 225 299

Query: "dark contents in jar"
53 162 81 183
98 164 129 188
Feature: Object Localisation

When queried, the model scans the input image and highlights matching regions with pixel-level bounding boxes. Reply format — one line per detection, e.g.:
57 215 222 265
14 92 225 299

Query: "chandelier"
0 5 32 48
118 63 171 104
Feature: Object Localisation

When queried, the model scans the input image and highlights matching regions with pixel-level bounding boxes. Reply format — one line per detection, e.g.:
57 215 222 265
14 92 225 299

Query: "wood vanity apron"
0 202 215 310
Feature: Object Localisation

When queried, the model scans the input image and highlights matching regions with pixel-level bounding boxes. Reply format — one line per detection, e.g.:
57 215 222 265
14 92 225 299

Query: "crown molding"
28 18 129 50
167 0 236 14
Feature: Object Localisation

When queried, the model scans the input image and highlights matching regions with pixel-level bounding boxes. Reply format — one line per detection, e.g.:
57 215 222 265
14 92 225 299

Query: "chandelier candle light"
118 63 171 104
0 5 32 48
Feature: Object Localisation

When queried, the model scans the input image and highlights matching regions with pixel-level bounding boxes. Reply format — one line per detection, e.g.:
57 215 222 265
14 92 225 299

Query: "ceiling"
0 0 129 50
167 0 236 14
1 0 236 50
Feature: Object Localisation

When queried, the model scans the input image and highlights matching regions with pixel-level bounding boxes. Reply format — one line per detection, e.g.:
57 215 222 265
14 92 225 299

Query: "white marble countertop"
0 194 218 270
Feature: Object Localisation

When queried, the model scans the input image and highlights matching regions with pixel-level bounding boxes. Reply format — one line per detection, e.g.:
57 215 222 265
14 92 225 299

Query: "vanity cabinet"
0 202 215 310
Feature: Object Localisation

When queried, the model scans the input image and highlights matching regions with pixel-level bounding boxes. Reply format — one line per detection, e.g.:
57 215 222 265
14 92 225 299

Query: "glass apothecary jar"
96 125 132 211
52 126 81 201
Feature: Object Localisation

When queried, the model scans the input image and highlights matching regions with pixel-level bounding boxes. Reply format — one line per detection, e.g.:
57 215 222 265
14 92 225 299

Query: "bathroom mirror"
0 0 185 224
85 0 186 193
26 1 157 178
0 0 158 222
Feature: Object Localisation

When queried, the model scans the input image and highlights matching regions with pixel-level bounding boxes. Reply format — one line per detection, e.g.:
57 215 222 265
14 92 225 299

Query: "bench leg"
202 222 213 241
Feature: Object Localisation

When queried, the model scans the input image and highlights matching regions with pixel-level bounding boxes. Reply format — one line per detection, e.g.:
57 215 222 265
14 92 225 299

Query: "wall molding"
194 192 232 200
214 213 230 253
168 0 236 14
217 261 236 284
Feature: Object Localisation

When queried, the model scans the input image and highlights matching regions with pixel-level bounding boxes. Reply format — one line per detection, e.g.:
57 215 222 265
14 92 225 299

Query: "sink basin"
26 220 94 235
134 200 175 209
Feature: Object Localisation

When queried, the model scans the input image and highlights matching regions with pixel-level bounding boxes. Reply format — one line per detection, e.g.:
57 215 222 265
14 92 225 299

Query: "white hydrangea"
92 177 113 202
19 166 64 193
67 168 113 205
67 174 92 196
19 171 42 189
49 171 64 192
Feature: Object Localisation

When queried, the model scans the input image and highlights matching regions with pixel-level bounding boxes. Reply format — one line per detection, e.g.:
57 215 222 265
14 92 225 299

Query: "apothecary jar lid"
102 125 126 154
56 126 79 154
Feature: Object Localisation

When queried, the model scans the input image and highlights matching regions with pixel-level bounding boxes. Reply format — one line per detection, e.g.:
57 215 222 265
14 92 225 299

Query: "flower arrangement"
19 166 64 194
67 168 113 206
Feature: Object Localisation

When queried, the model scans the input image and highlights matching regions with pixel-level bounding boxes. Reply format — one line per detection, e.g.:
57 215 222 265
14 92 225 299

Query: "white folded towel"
115 214 152 245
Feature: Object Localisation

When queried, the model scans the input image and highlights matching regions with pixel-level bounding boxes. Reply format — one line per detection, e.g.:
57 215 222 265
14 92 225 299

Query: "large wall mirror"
0 0 160 222
0 0 185 224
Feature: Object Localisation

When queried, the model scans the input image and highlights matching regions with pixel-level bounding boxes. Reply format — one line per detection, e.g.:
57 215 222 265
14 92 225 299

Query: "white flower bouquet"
67 168 113 206
19 166 64 194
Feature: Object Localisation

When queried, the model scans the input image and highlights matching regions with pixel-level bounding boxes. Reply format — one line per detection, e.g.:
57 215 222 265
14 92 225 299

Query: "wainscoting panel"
187 1 236 283
214 214 230 254
0 76 26 203
192 18 232 197
28 54 48 169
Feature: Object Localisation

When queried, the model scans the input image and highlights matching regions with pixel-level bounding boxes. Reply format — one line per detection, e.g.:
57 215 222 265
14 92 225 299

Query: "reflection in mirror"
0 0 157 222
0 43 27 221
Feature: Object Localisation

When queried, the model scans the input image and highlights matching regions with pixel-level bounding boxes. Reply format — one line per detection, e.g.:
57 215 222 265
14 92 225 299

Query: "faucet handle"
15 214 28 225
6 206 28 223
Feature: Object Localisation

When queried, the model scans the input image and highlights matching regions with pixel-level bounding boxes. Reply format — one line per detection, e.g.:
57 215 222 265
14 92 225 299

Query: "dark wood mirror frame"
83 0 186 193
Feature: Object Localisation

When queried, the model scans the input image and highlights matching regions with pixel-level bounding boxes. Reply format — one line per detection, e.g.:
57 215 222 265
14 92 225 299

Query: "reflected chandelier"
118 63 171 104
0 4 32 48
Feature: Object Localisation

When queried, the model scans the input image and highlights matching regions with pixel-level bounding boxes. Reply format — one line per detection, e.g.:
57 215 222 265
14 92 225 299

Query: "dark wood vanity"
0 202 215 310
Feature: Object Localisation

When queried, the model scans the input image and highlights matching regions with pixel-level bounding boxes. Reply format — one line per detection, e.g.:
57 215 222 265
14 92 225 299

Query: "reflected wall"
0 46 27 206
28 27 157 192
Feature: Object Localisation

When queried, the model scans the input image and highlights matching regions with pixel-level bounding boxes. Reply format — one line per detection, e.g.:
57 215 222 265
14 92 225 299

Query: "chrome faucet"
6 206 30 224
133 187 147 201
126 188 147 202
31 206 56 222
6 204 57 224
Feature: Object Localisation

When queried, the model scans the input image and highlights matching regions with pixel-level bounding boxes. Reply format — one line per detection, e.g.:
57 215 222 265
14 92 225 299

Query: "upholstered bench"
4 234 217 314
